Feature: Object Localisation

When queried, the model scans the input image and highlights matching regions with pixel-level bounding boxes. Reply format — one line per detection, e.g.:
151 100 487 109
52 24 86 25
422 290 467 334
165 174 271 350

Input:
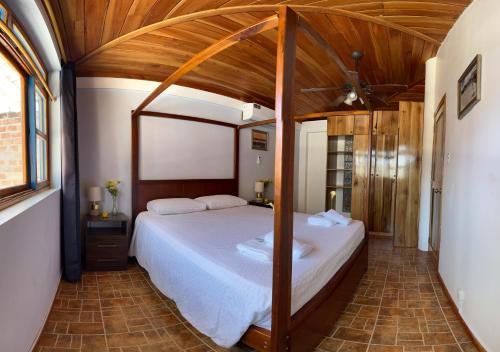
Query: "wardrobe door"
351 135 369 221
394 102 424 247
370 134 398 234
327 115 354 136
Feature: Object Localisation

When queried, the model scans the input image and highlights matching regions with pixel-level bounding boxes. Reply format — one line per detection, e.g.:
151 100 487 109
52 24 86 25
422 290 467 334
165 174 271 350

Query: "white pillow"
195 195 248 210
147 198 206 215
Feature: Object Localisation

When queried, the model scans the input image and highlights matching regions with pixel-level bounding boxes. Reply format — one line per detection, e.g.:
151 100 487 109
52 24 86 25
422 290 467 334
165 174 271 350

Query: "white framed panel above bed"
139 115 235 180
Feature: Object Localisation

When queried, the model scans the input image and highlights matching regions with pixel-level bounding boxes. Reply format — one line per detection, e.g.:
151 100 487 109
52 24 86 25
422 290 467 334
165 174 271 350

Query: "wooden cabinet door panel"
352 135 369 221
327 115 354 136
394 102 424 248
354 115 370 135
370 134 398 234
373 110 399 135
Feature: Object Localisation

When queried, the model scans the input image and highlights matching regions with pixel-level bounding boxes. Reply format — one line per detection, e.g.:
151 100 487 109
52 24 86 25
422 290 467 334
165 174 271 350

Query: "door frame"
429 95 447 262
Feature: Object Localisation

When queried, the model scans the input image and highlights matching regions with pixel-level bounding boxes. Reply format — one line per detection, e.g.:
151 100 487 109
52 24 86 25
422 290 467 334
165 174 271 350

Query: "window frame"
0 46 30 199
0 5 52 211
34 83 50 189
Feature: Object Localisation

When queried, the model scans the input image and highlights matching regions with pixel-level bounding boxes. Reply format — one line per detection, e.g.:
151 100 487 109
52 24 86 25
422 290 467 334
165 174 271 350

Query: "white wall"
418 58 438 251
0 2 62 352
298 120 327 214
239 126 277 201
0 190 61 352
430 0 500 349
77 78 282 216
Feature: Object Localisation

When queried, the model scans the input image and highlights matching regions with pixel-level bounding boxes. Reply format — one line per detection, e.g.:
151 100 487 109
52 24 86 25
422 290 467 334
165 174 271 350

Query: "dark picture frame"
251 129 268 151
458 54 481 120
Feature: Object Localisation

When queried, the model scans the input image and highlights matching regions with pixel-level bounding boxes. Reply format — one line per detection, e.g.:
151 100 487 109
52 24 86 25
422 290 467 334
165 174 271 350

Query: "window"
0 1 50 207
35 86 48 184
12 23 47 80
0 3 7 22
0 50 27 195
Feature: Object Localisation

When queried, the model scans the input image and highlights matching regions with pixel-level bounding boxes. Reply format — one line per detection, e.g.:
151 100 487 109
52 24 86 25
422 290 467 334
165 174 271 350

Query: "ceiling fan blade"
301 86 343 93
329 95 347 107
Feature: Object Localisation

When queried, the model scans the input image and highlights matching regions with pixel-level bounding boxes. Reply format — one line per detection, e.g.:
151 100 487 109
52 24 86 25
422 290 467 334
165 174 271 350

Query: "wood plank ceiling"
48 0 471 114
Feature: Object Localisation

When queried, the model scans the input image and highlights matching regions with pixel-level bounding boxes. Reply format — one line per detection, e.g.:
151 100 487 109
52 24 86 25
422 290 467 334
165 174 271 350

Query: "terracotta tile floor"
35 238 478 352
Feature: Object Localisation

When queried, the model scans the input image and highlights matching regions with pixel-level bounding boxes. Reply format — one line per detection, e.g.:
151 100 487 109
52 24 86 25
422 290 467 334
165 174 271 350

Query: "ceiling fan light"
344 97 353 106
347 90 358 101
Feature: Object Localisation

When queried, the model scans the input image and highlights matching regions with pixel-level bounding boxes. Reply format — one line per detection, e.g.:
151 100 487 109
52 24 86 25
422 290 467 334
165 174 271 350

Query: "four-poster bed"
130 6 370 352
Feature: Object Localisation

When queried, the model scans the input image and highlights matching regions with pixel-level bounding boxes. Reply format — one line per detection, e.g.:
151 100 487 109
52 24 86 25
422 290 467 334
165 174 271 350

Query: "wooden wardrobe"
325 102 424 247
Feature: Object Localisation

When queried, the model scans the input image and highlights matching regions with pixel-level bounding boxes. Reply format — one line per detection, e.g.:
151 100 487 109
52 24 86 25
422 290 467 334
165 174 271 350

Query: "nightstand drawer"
86 240 127 258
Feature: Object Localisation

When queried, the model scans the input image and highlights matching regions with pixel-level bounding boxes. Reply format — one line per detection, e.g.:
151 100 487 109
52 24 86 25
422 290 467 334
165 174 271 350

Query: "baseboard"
29 270 62 352
436 272 487 352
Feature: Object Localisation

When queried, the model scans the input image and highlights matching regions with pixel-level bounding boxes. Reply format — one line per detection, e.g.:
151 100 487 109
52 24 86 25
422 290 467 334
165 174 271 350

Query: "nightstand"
84 213 129 271
249 200 274 209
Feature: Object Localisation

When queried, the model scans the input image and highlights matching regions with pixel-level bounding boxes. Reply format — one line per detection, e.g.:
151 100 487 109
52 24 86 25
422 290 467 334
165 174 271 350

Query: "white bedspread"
130 205 364 347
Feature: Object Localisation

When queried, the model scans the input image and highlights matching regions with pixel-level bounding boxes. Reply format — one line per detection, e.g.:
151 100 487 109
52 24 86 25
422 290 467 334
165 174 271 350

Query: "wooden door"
351 135 369 221
370 134 398 235
429 99 446 261
369 111 399 237
394 102 424 247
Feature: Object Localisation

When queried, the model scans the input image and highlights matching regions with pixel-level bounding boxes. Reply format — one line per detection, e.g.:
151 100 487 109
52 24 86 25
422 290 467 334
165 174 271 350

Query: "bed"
129 205 365 348
131 112 369 351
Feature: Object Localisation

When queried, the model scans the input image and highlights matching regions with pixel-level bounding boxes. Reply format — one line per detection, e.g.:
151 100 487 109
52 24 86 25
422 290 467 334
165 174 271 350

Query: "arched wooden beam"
133 14 279 117
77 5 440 65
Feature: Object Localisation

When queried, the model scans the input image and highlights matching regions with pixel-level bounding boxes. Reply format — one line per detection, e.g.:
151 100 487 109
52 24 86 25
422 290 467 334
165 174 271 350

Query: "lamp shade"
88 186 101 202
254 181 264 193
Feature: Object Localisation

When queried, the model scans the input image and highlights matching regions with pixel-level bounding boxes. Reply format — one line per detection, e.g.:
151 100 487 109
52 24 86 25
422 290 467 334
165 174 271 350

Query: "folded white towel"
307 215 333 227
323 209 352 226
262 232 313 260
236 238 272 262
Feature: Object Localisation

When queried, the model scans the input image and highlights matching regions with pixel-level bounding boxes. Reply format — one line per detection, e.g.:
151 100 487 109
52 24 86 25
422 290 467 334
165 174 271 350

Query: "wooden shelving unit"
325 135 353 214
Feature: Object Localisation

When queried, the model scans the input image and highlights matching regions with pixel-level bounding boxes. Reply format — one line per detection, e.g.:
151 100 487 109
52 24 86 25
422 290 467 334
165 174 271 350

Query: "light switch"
257 156 262 165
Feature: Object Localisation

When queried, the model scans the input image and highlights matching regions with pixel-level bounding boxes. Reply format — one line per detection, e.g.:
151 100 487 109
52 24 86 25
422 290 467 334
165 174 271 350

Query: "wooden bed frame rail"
131 6 372 352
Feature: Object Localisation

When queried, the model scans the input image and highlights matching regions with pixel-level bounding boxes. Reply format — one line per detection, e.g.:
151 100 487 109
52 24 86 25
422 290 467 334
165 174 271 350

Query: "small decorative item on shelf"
87 186 101 216
330 190 336 210
105 179 120 216
100 211 109 219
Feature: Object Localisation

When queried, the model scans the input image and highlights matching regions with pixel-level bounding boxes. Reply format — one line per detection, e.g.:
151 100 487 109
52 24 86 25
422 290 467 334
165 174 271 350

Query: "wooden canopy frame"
131 6 371 352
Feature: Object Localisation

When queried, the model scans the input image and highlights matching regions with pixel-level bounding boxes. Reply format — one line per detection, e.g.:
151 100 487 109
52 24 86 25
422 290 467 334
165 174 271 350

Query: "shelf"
327 168 352 171
326 185 352 189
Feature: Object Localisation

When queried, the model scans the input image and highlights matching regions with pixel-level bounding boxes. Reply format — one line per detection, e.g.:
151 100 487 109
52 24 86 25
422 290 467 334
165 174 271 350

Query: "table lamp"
255 181 264 202
88 186 102 216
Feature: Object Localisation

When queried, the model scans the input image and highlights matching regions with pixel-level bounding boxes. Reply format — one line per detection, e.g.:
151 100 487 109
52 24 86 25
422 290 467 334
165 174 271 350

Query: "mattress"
129 205 364 347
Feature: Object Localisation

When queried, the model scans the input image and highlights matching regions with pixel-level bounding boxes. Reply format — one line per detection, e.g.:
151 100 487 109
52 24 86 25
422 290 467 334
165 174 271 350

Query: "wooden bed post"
365 111 374 228
271 6 297 352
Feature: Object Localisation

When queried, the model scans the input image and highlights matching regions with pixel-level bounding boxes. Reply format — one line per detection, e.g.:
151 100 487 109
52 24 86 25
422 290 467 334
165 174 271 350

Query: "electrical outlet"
447 153 451 164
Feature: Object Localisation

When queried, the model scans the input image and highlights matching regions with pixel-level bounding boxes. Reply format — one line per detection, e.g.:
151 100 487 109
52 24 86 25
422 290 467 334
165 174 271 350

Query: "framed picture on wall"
252 129 268 151
458 54 482 119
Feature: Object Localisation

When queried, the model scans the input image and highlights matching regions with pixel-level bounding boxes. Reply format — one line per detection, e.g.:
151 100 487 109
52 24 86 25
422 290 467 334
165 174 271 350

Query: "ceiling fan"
301 51 408 107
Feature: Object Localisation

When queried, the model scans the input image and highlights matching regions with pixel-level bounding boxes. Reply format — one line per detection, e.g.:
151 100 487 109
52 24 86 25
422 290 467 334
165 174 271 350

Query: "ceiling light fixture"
344 97 353 105
347 90 358 101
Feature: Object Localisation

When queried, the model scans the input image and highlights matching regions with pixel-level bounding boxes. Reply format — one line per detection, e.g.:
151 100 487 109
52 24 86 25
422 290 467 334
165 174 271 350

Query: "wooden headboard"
131 111 239 221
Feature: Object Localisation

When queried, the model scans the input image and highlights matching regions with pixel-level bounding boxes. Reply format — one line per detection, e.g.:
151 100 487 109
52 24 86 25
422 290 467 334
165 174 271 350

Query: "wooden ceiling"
48 1 471 114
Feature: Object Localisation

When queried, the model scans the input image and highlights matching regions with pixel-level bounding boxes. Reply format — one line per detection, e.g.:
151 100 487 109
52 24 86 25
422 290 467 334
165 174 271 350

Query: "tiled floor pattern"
35 239 478 352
